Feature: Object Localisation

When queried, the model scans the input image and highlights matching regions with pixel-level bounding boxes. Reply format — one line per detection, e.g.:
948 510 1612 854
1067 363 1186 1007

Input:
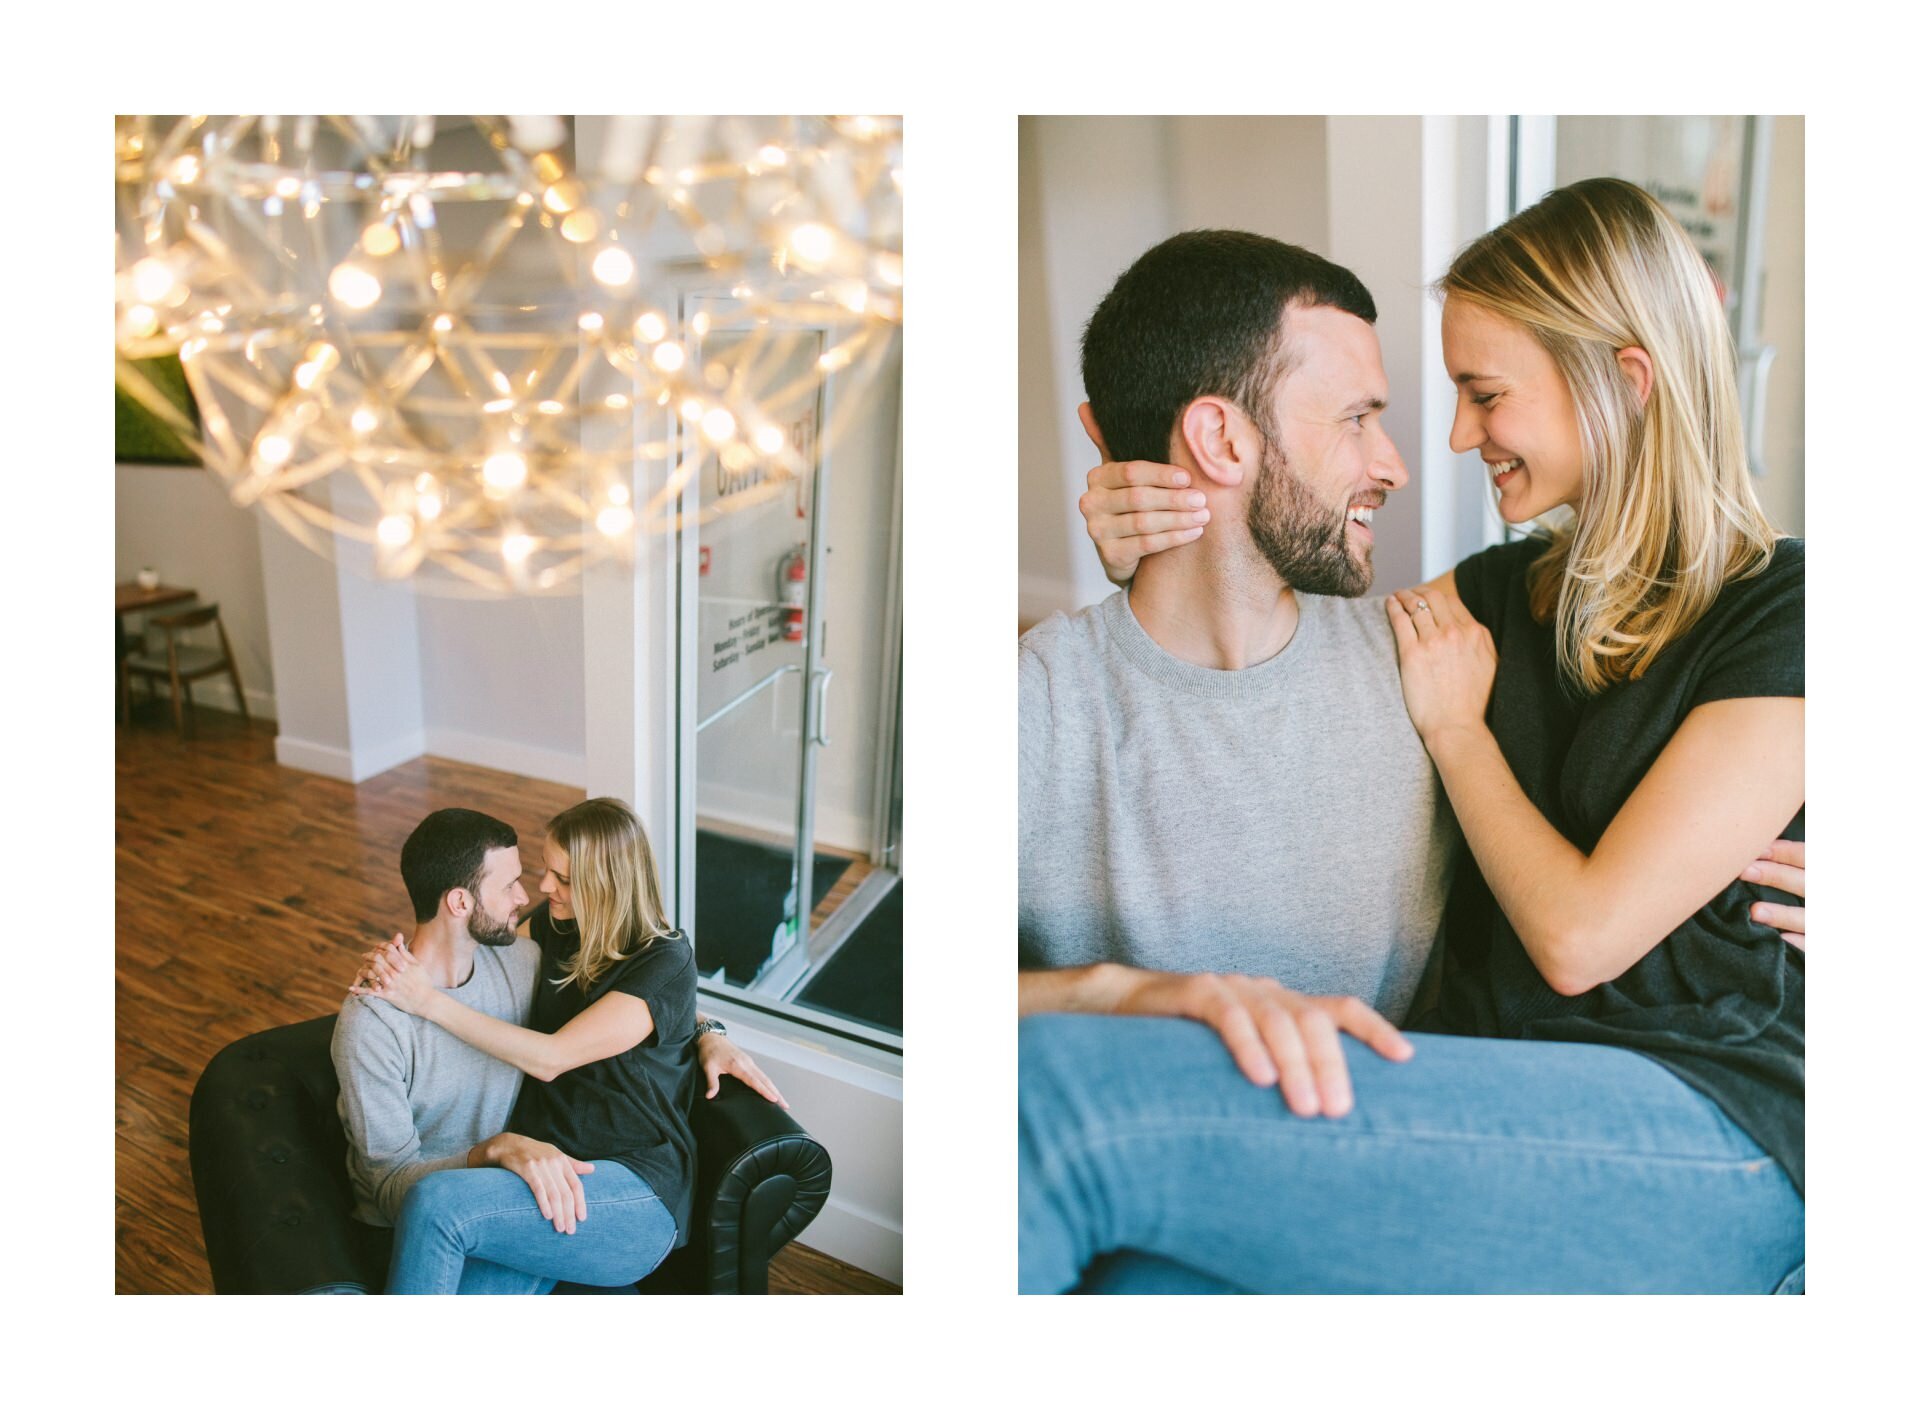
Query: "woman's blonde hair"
1441 177 1778 692
543 796 672 993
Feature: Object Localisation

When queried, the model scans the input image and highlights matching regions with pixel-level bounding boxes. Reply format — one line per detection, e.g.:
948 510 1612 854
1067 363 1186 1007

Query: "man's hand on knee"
470 1132 595 1235
1115 972 1414 1118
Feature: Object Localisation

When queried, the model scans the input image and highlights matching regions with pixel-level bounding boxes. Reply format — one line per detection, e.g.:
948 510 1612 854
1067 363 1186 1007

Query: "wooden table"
116 582 198 616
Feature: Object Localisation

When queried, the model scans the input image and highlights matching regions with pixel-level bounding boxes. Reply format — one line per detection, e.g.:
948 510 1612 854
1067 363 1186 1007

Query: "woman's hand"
1386 587 1498 744
347 933 435 1015
1744 839 1806 950
1075 403 1210 585
698 1031 789 1108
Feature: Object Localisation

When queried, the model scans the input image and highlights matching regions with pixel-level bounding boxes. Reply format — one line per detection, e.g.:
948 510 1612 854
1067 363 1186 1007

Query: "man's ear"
1178 397 1258 488
1076 402 1114 464
1616 346 1654 408
443 887 472 920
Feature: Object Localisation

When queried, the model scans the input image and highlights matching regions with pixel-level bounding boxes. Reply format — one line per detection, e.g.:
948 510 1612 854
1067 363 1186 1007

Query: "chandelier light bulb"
328 262 382 310
561 210 600 244
596 504 635 538
607 482 631 507
701 407 737 442
122 304 160 339
591 246 636 287
634 310 667 343
253 434 292 471
350 405 379 434
377 514 415 548
578 312 604 333
361 221 401 257
131 257 176 304
483 451 528 493
501 532 535 565
651 341 686 373
753 425 785 455
789 222 834 267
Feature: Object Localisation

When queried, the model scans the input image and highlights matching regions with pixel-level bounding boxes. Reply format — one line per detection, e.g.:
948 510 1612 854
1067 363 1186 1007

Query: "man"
1020 230 1448 1114
1018 231 1805 1294
334 807 780 1249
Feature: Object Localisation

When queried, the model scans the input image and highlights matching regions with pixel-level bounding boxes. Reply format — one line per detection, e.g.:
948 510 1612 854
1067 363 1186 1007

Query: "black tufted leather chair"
188 1013 831 1294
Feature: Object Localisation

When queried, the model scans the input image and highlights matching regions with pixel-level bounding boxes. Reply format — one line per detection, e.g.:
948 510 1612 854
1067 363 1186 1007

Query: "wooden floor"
115 707 897 1295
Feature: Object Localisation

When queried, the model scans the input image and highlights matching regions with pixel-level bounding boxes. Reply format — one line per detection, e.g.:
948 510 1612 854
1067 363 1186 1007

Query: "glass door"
674 304 902 1047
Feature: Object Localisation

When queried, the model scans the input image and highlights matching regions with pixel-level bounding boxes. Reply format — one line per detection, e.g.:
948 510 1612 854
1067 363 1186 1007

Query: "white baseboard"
274 729 424 783
273 734 356 780
420 729 588 789
801 1199 903 1287
352 730 427 783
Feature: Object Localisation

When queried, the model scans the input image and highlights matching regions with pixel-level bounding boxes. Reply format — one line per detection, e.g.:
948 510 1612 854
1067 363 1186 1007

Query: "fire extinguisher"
779 543 807 642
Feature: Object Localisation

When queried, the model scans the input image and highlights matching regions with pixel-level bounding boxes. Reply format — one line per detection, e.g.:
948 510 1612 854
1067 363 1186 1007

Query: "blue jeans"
387 1163 677 1295
1020 1016 1804 1294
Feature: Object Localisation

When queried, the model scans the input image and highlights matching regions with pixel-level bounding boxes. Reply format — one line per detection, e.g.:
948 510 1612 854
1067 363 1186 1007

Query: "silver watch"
693 1018 727 1039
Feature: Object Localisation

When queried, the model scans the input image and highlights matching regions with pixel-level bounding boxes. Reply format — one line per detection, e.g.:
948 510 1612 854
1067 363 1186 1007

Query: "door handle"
810 667 833 748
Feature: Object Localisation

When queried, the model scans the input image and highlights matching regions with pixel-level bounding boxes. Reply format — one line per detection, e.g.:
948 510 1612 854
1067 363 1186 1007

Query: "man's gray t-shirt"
332 937 541 1225
1019 589 1455 1023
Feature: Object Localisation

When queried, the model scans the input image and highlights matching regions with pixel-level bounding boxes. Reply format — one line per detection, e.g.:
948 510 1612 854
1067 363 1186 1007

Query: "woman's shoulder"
603 929 696 993
1711 536 1804 620
1452 533 1550 623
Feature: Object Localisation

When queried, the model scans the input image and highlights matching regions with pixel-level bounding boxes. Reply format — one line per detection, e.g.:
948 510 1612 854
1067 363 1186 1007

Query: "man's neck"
406 917 477 990
1128 536 1300 671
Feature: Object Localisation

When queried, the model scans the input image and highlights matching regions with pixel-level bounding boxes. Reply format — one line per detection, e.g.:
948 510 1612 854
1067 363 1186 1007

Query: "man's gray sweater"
1019 589 1456 1023
332 936 542 1226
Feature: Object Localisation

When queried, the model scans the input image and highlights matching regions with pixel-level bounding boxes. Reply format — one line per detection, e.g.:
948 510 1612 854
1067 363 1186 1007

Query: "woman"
1069 178 1803 1286
351 796 745 1295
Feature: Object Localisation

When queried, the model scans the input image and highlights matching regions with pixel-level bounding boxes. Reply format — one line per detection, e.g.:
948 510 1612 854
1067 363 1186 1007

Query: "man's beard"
1246 431 1373 597
466 904 518 948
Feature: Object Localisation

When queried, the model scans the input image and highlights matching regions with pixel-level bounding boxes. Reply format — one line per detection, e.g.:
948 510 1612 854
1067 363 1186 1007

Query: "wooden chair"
120 603 249 736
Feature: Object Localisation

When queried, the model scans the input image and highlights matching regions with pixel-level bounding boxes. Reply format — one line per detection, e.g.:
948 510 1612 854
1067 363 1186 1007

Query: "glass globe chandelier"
114 115 902 594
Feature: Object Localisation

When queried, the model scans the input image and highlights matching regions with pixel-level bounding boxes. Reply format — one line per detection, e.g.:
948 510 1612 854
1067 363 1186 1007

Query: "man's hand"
698 1030 788 1108
1744 838 1806 950
1112 970 1413 1118
477 1133 594 1235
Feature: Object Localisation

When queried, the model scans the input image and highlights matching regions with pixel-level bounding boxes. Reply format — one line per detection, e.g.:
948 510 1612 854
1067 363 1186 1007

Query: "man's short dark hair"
1080 230 1377 464
400 808 518 922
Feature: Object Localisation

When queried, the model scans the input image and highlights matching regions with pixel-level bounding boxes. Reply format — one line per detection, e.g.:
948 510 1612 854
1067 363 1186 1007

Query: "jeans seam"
1040 1117 1779 1187
438 1190 665 1240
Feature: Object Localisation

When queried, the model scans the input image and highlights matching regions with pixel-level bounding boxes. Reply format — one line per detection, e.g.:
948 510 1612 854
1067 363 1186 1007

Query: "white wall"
416 594 588 786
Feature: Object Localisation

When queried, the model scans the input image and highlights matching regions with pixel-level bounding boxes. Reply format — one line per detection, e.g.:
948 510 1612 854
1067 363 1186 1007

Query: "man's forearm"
1019 963 1151 1016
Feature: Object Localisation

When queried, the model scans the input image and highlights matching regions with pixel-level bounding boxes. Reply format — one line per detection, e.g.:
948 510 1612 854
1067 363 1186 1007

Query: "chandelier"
114 115 902 594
